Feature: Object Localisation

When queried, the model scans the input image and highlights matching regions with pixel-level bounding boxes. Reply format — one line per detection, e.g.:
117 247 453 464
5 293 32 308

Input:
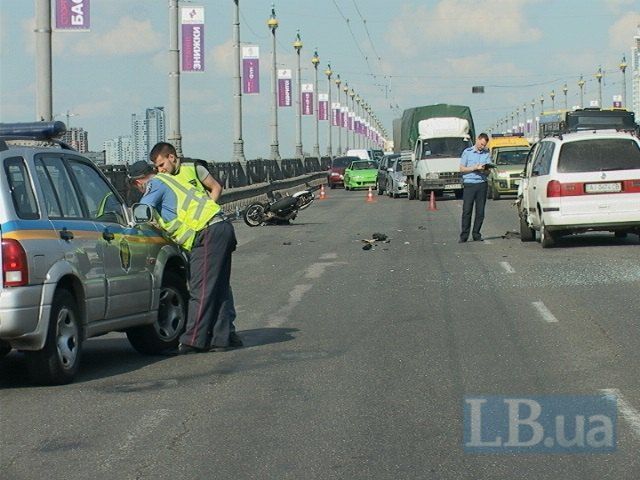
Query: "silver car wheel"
56 306 79 370
156 285 186 340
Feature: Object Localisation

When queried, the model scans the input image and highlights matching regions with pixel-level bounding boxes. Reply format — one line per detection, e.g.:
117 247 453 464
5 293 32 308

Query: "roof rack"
0 121 76 152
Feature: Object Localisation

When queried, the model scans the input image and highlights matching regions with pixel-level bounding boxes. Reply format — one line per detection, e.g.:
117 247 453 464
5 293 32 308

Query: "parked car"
377 154 399 195
0 122 189 384
327 156 359 189
487 146 530 200
344 160 378 190
517 130 640 248
385 156 408 198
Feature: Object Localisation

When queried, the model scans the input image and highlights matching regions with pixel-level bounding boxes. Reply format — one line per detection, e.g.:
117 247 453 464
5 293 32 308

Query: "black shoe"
458 238 468 243
473 236 484 242
229 332 244 347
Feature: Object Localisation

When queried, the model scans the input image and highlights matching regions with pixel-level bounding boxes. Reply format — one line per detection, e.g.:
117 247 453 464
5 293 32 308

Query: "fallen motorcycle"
243 184 321 227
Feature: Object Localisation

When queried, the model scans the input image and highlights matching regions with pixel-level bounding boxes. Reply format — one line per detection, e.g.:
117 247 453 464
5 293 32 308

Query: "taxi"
0 122 188 384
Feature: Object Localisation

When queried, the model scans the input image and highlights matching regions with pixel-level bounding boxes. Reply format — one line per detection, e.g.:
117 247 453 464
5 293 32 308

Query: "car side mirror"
132 203 153 223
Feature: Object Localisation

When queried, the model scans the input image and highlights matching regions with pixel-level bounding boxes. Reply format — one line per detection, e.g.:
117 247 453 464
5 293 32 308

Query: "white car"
517 130 640 248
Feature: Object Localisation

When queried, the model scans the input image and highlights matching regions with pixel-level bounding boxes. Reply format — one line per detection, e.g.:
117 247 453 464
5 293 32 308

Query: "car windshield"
351 161 377 170
496 149 529 165
332 157 356 168
421 138 471 159
558 138 640 173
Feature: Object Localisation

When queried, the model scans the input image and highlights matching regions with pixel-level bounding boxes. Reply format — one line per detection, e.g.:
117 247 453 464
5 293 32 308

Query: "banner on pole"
242 45 260 94
331 102 340 126
341 107 348 128
181 7 205 72
348 112 354 131
302 84 314 115
613 95 622 108
318 93 328 120
55 0 90 31
278 69 292 107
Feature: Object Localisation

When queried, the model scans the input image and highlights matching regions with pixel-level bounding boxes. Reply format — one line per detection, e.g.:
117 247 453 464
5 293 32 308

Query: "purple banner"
301 84 313 115
332 103 340 126
242 45 259 94
278 70 292 107
318 94 328 120
55 0 90 30
341 108 348 128
348 113 354 131
181 7 205 72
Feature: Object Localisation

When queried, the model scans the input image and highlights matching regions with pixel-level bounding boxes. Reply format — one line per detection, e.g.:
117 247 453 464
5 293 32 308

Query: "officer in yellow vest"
129 160 238 355
149 142 242 349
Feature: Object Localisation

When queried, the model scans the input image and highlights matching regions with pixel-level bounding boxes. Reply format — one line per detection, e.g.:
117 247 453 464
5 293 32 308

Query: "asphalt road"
2 188 640 479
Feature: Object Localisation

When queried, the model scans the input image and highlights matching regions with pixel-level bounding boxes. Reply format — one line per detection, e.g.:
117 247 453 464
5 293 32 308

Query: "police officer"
148 142 242 349
459 133 490 243
128 161 238 354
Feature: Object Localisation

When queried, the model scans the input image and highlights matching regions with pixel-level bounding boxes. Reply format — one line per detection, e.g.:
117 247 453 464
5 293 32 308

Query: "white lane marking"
600 389 640 440
267 284 313 327
100 409 170 471
319 252 338 260
500 261 515 273
531 301 559 323
304 261 347 279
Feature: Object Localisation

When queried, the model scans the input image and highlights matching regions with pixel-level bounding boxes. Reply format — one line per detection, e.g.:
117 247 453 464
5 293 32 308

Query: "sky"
1 0 639 161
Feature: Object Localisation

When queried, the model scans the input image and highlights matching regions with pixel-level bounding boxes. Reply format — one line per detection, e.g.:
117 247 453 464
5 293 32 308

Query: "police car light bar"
0 121 67 140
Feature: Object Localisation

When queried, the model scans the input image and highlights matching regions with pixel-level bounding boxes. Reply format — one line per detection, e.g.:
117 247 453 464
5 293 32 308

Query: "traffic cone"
366 186 376 203
319 184 327 200
427 190 437 211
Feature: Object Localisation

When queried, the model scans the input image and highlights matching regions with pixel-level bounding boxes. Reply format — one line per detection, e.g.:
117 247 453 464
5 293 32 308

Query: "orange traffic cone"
427 190 437 211
366 186 376 203
319 184 327 200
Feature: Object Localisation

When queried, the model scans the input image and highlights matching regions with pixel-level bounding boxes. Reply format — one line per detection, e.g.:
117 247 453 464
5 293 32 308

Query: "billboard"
55 0 90 31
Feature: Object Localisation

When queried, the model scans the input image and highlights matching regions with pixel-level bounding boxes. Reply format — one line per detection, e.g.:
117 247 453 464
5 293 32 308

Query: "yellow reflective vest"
154 172 221 251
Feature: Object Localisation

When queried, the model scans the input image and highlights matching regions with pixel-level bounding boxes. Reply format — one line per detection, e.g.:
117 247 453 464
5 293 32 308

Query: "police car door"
66 158 152 318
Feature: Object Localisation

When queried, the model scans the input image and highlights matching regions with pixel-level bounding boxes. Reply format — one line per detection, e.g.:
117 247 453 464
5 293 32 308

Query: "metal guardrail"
100 156 332 208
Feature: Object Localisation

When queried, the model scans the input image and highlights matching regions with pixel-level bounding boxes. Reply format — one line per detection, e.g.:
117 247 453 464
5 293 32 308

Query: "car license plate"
444 184 461 190
585 182 621 193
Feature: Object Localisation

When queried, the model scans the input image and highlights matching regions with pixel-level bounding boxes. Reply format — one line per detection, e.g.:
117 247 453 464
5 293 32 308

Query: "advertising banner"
612 95 622 108
55 0 90 31
278 69 292 107
242 45 260 94
181 6 205 72
331 102 340 126
341 107 348 128
318 93 328 120
301 84 314 115
348 112 355 131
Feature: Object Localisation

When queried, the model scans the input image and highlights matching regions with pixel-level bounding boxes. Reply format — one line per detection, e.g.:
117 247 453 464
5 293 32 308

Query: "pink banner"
341 108 348 128
242 46 259 94
331 103 340 126
278 70 292 107
55 0 90 30
181 7 205 72
318 94 328 120
301 84 313 115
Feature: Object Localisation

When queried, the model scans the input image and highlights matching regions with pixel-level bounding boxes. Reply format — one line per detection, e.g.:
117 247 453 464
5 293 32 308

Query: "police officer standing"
459 133 490 243
128 160 239 354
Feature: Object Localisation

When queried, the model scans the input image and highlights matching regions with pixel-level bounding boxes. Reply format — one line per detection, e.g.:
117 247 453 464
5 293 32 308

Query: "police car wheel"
127 271 187 355
26 290 82 385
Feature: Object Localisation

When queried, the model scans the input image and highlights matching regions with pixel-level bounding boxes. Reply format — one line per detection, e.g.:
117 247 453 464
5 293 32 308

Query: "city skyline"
1 1 639 160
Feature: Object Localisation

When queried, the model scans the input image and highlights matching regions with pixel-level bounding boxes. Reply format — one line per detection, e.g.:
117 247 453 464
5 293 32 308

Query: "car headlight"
330 172 340 177
427 172 439 180
339 174 344 180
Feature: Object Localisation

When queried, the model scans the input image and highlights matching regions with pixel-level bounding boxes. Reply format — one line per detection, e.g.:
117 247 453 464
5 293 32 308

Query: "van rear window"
557 139 640 173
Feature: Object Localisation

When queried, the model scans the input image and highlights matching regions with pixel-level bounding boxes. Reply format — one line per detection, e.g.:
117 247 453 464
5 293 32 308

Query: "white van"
346 149 370 161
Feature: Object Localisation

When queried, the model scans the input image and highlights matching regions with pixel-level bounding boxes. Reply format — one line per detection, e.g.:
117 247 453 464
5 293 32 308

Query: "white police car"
0 122 188 384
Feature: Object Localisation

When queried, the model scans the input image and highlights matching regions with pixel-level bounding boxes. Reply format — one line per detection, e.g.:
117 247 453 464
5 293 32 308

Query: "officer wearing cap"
128 160 238 355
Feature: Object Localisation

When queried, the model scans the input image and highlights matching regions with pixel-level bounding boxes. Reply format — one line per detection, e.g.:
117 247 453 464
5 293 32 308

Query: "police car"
0 122 188 384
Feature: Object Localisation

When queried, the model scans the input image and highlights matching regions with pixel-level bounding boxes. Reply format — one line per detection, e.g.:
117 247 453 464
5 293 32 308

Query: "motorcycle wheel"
243 203 266 227
297 194 314 210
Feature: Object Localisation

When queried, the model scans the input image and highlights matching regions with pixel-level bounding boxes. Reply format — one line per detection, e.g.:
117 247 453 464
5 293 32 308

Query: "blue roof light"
0 121 67 139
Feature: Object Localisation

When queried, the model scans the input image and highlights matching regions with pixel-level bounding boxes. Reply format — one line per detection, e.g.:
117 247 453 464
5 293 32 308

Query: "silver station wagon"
0 122 188 384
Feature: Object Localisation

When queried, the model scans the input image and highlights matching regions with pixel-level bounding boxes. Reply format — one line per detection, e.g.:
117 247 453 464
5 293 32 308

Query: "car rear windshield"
557 138 640 173
352 161 377 170
496 149 529 165
332 157 357 168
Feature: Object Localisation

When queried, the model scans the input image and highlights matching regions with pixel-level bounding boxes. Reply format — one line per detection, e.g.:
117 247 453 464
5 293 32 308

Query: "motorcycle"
243 184 321 227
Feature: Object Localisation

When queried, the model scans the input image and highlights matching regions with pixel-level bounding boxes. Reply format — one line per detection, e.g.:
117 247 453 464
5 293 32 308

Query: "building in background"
104 136 133 165
83 151 106 166
61 127 88 153
131 107 166 162
632 26 640 120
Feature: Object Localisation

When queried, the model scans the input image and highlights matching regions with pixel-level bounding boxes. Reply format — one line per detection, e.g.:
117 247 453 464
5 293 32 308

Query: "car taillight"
623 180 640 193
547 180 583 197
547 180 561 197
2 239 28 287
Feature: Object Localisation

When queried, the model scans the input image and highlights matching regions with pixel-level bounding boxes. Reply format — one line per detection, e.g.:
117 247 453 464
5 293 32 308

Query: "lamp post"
168 0 182 156
267 4 280 160
620 55 627 108
293 30 303 159
515 107 520 133
355 95 361 148
522 104 527 134
324 63 333 156
595 67 603 108
539 95 544 116
335 74 342 155
232 0 246 161
343 83 350 151
562 84 568 110
349 88 356 149
311 49 320 158
531 100 536 137
578 75 585 108
550 90 555 111
35 0 52 122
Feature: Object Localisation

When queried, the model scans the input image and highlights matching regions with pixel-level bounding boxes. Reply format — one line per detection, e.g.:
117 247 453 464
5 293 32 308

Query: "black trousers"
460 182 488 240
180 220 237 349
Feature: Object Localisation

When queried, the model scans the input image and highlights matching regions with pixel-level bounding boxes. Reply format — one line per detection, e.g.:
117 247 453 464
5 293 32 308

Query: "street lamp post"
620 55 627 108
343 83 350 151
355 95 361 148
267 5 280 160
325 64 333 156
168 0 182 156
335 74 342 155
232 0 246 162
522 104 527 134
349 89 356 149
515 107 520 133
562 84 568 110
578 75 585 109
293 31 303 159
35 0 52 122
595 67 603 108
311 49 320 158
539 95 544 116
550 90 555 111
531 100 536 138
